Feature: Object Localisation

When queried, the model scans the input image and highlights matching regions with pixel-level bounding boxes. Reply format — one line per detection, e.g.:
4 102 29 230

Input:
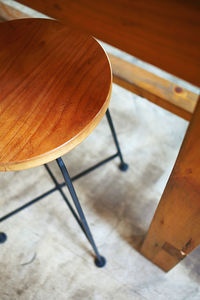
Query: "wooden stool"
0 19 128 267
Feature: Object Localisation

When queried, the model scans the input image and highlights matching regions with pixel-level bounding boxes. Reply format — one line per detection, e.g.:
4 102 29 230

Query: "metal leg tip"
95 256 106 268
119 162 129 172
0 232 7 244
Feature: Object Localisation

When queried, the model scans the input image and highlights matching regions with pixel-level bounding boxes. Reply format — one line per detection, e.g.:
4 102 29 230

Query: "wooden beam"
0 3 199 121
109 54 198 121
141 97 200 271
15 0 200 87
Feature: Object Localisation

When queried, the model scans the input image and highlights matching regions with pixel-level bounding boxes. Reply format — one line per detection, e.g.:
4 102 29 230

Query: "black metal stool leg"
106 109 128 171
56 157 106 267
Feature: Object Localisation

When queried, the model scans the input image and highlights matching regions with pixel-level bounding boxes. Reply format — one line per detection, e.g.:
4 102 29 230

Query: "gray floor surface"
1 83 200 299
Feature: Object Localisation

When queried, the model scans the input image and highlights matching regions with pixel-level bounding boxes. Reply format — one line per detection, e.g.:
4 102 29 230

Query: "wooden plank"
14 0 200 87
109 54 198 121
0 4 198 121
141 97 200 271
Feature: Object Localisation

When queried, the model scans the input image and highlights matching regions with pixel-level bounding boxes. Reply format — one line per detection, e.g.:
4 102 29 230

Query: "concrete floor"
1 81 200 299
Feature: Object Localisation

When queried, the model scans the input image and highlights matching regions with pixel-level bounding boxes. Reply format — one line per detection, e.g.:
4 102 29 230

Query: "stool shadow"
74 160 164 256
47 156 163 258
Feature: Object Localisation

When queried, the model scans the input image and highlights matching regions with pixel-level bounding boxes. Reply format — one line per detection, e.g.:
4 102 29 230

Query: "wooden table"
8 0 200 271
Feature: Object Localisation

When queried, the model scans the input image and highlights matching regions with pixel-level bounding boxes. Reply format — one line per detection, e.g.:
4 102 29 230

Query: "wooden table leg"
141 97 200 272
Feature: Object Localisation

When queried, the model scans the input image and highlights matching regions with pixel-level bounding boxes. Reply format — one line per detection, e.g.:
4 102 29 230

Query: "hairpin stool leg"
106 109 128 171
56 157 106 267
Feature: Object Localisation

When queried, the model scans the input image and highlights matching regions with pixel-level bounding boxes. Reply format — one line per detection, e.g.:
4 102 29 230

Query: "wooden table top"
0 18 112 171
16 0 200 87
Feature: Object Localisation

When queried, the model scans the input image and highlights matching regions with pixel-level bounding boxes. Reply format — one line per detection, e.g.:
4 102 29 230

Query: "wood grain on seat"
0 18 112 171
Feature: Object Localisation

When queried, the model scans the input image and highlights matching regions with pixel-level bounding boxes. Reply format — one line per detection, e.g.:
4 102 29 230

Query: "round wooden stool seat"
0 18 112 171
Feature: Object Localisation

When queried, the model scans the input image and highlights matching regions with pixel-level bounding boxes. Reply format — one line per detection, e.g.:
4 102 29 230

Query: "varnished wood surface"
109 54 199 121
141 97 200 271
0 18 112 171
16 0 200 86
